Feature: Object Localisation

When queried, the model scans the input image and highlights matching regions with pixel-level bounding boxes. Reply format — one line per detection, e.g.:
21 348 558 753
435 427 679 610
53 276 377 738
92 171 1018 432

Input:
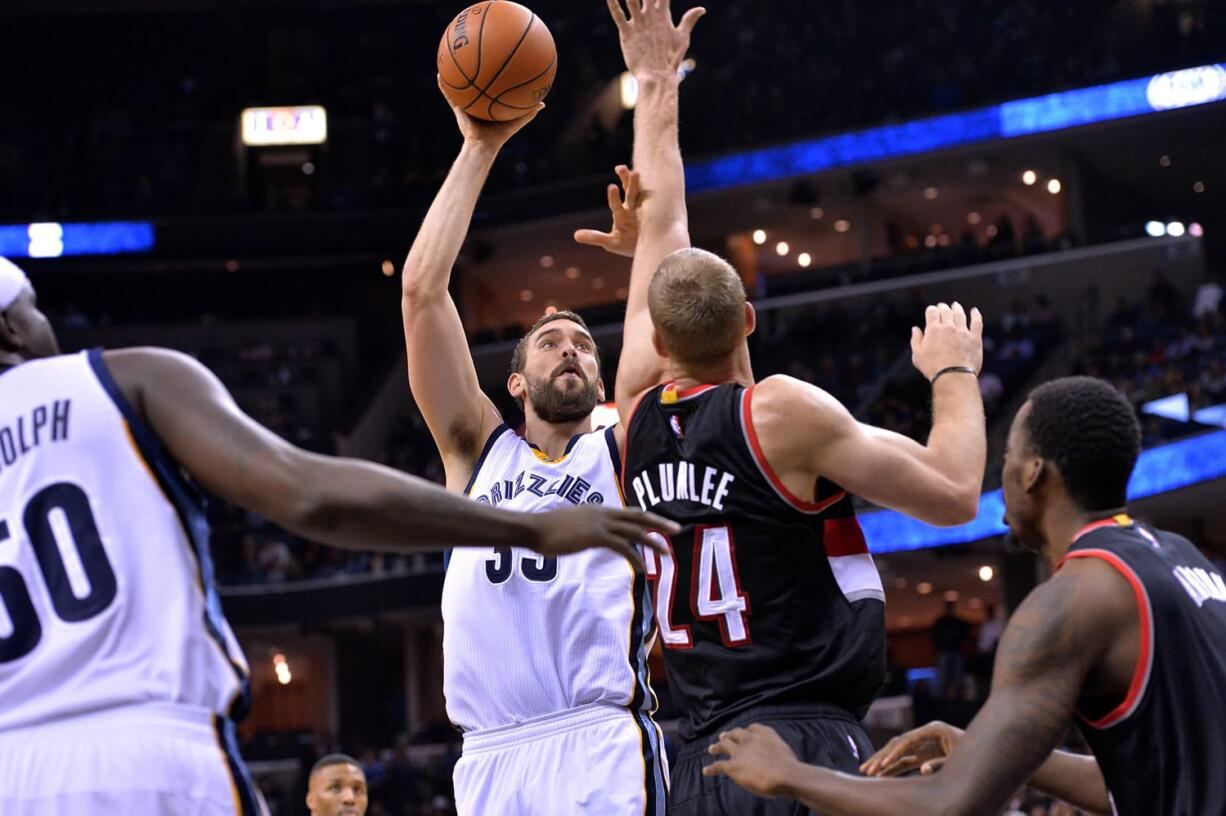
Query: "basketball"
437 1 557 122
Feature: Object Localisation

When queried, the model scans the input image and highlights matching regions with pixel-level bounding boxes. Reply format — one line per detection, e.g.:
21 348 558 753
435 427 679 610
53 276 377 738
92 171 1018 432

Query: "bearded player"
399 6 700 808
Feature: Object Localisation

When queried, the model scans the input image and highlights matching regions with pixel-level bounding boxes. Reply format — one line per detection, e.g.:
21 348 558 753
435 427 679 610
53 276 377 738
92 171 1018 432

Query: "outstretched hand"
910 302 985 382
438 75 544 149
607 0 705 79
703 724 800 798
575 165 643 257
859 720 965 778
527 506 677 570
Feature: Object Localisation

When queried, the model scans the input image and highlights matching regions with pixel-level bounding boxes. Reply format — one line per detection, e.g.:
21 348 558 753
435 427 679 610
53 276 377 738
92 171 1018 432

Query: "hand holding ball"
438 2 557 122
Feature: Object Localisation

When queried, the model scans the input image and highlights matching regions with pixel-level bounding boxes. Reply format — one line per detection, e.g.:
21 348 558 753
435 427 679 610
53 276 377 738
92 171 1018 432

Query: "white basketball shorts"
454 702 669 815
0 702 265 816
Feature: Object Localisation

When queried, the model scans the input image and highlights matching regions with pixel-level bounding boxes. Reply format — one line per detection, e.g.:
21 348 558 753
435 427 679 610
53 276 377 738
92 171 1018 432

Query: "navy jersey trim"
633 710 668 815
462 423 512 497
604 425 622 479
214 715 263 815
86 348 251 719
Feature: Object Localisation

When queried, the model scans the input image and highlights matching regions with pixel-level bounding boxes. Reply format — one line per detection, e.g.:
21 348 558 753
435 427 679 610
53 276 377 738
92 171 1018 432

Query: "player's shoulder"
750 375 848 431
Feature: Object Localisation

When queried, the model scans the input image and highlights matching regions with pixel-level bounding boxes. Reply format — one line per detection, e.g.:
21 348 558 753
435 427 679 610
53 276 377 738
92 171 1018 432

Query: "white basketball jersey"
0 351 249 733
442 425 656 733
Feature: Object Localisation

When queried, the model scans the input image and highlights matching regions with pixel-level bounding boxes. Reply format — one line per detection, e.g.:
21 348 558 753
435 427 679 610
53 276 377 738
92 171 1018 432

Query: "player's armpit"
748 376 980 526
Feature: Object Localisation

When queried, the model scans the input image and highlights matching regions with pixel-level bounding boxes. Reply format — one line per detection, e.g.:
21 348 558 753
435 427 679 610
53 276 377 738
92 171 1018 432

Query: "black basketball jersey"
623 382 886 741
1064 516 1226 816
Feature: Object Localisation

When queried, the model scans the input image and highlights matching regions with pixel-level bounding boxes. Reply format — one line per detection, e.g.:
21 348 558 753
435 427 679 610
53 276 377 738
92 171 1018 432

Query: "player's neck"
1040 500 1128 568
523 414 593 460
669 349 754 391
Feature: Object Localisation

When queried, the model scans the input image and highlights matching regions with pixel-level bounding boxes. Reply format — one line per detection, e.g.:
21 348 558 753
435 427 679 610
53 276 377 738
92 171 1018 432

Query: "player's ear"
596 376 606 403
507 371 525 400
745 302 757 337
305 790 316 811
1024 455 1046 494
651 328 669 359
0 308 21 352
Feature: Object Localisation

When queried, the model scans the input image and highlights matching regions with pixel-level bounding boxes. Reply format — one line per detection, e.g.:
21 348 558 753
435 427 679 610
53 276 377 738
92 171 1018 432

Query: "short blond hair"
648 248 746 366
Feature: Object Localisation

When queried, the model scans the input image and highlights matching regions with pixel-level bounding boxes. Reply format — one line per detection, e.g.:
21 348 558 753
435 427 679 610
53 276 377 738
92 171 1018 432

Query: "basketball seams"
461 13 537 114
490 54 556 107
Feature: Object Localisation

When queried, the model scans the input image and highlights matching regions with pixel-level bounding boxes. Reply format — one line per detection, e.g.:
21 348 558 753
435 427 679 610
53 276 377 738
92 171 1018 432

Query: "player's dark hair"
1025 376 1141 512
310 753 361 777
510 310 601 375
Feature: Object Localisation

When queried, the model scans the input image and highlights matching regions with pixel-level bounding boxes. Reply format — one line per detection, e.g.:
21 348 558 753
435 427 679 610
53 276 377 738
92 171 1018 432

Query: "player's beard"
526 368 600 424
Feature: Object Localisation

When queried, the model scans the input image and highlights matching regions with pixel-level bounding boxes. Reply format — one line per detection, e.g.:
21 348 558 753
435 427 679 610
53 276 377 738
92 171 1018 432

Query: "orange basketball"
437 1 557 122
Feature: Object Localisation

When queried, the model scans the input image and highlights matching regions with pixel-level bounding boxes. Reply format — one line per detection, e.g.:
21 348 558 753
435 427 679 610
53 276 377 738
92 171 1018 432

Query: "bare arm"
402 94 541 487
106 348 676 563
705 561 1126 815
606 0 705 416
861 722 1111 815
751 302 985 526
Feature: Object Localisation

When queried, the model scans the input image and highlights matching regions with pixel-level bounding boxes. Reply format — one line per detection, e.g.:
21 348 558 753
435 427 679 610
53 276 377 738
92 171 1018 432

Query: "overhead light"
592 277 605 289
564 266 581 280
1159 154 1172 168
810 207 825 220
978 565 994 582
893 576 908 589
985 224 999 238
752 229 767 245
1194 181 1206 194
1190 222 1204 237
1145 221 1166 237
1021 170 1037 186
924 234 938 248
1167 221 1186 237
381 260 395 276
967 212 982 225
916 581 933 595
539 255 555 269
544 305 558 315
775 241 790 256
519 289 534 302
1047 178 1062 194
833 219 851 233
798 252 812 268
944 590 960 602
924 186 939 200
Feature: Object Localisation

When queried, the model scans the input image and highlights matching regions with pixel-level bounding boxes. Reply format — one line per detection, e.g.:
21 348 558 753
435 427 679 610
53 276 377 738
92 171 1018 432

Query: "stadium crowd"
2 0 1218 220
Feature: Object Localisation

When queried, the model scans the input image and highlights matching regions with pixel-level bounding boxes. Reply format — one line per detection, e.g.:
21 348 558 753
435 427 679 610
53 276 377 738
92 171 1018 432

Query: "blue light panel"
860 429 1226 554
0 221 156 258
687 63 1226 194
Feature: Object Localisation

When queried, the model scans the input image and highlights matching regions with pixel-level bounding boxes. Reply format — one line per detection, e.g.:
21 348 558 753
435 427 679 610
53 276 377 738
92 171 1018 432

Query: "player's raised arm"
105 347 675 564
751 302 986 526
605 0 705 416
401 90 543 488
704 560 1122 815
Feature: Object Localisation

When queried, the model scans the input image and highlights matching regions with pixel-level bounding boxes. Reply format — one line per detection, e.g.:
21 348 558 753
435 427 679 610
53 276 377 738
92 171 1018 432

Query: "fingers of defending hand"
970 306 984 338
610 508 681 537
606 0 630 26
951 302 967 330
623 169 642 210
910 326 922 356
924 304 939 328
921 758 947 775
574 229 614 247
936 303 951 324
606 182 622 212
678 6 706 37
702 760 729 777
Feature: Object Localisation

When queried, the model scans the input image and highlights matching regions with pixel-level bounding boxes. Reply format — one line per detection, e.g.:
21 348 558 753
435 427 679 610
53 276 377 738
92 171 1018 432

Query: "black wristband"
931 365 978 385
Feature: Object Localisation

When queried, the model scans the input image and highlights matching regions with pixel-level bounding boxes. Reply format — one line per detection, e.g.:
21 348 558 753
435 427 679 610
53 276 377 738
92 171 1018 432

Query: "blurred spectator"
932 601 972 701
